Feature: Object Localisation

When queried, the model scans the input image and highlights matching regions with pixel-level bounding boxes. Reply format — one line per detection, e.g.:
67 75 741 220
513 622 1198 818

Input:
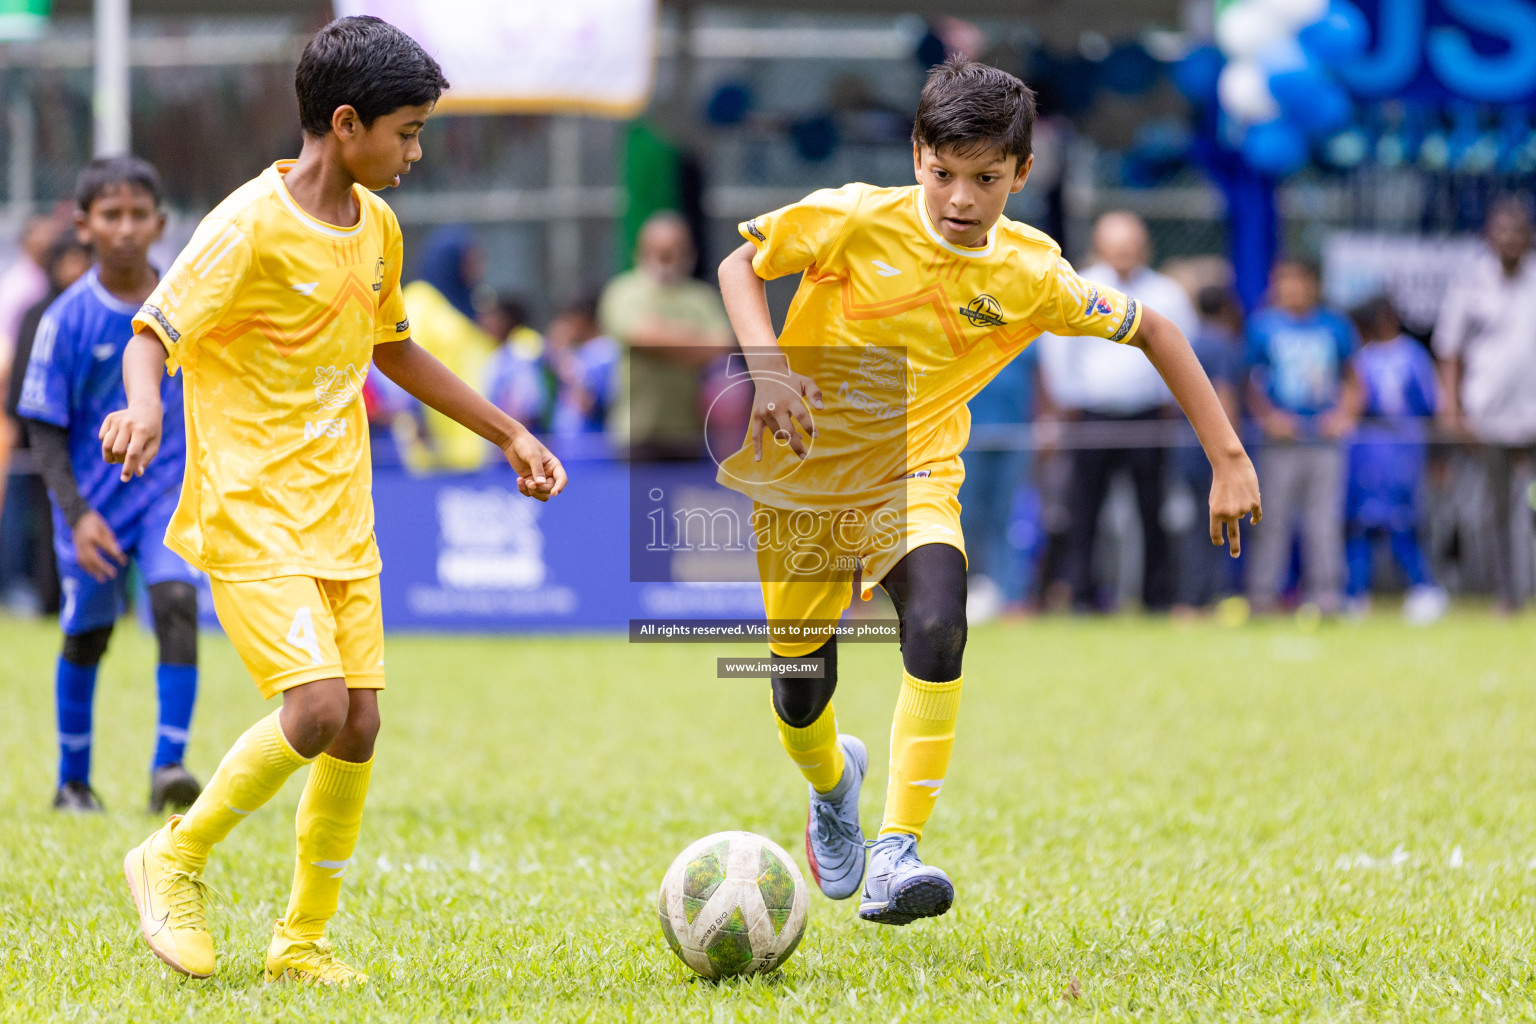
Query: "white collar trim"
266 161 367 239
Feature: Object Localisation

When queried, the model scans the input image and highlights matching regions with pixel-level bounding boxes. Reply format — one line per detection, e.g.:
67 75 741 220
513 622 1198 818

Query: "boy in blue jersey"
17 156 202 813
1343 297 1446 624
1245 258 1358 614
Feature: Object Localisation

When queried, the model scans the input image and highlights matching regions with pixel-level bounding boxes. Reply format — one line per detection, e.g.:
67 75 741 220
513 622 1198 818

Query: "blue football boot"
803 734 868 900
858 831 953 925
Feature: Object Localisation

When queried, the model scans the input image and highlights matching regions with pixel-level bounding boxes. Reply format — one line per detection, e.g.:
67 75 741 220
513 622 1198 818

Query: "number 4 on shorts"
286 606 323 665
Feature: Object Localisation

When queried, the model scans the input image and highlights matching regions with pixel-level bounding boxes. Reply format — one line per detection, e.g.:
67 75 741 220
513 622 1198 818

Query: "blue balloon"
1173 44 1223 106
789 115 839 162
1299 1 1369 66
1269 65 1330 116
1242 119 1310 177
705 82 753 126
1102 42 1162 95
1297 81 1353 136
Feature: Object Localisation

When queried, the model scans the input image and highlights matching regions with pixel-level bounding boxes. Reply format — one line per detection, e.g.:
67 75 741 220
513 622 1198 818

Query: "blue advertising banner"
1343 0 1536 103
371 462 766 632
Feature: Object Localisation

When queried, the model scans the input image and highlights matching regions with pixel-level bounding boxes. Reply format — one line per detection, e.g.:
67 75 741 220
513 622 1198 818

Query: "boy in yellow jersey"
716 56 1261 925
100 17 567 983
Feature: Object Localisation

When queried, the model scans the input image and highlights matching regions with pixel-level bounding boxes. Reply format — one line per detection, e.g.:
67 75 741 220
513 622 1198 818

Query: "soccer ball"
657 830 809 979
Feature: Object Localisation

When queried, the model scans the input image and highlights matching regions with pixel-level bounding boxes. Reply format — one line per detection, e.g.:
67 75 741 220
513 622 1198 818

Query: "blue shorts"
56 488 200 636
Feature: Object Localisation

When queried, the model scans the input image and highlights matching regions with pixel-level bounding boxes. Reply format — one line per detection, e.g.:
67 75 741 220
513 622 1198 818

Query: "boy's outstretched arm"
372 339 566 501
1128 307 1261 555
100 330 170 481
719 242 821 461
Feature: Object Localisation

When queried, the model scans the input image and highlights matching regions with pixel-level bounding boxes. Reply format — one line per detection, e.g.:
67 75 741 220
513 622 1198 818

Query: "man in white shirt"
1037 211 1200 611
1433 197 1536 612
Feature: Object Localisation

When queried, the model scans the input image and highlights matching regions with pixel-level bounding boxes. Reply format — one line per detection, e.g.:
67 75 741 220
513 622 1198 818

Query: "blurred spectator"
1172 285 1244 613
1345 297 1446 624
482 295 551 433
1432 196 1536 613
599 211 732 460
0 216 56 385
1037 211 1198 611
1 233 91 614
402 226 495 471
544 295 619 443
959 344 1038 620
1245 258 1359 614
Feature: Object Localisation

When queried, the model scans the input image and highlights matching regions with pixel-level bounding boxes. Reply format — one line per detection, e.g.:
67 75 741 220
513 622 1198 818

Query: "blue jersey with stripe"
17 266 186 538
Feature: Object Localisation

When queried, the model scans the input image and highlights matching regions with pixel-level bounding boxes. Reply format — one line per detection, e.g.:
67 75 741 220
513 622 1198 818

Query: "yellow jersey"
133 160 410 581
717 183 1143 511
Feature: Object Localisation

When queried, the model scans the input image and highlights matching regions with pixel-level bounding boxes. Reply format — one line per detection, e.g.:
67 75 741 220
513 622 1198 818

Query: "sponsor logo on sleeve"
744 218 767 243
395 319 410 334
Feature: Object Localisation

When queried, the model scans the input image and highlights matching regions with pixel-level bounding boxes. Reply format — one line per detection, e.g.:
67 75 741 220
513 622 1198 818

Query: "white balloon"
1255 0 1328 28
1218 60 1281 123
1215 2 1288 59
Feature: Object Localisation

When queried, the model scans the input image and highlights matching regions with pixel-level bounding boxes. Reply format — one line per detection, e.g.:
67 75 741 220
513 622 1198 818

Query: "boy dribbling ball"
716 56 1261 925
103 16 566 985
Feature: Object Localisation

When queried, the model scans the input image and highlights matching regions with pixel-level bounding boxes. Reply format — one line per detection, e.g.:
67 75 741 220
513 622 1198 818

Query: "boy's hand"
99 400 163 481
501 429 567 502
1209 453 1262 557
750 371 822 461
1260 409 1300 441
73 510 127 582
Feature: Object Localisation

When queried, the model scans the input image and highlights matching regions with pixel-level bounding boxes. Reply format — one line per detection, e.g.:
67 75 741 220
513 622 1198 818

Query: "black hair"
1196 284 1240 319
1272 254 1321 281
912 55 1037 166
561 292 602 323
1487 193 1534 225
492 294 531 331
74 156 161 213
295 16 449 137
1350 294 1399 338
43 232 91 282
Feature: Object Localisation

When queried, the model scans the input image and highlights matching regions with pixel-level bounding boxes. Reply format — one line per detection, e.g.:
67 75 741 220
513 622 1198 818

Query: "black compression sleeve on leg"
770 638 838 728
878 543 968 682
148 581 198 666
61 625 113 666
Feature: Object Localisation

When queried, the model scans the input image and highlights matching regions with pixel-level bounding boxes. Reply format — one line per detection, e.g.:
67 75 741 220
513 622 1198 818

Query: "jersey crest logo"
960 293 1006 328
310 363 366 414
373 258 385 293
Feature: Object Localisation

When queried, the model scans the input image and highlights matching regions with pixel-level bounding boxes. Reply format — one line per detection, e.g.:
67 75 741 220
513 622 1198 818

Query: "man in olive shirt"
600 212 733 459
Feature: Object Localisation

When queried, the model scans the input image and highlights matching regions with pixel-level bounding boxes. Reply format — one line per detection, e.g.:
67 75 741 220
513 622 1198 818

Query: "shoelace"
811 799 862 848
155 871 220 932
284 939 363 981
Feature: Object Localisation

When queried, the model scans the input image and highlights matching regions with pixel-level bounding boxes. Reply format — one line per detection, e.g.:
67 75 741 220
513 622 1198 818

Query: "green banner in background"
0 0 48 41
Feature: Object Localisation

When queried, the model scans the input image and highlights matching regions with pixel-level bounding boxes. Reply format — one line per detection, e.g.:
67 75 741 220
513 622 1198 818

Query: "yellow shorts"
754 477 966 657
210 575 386 700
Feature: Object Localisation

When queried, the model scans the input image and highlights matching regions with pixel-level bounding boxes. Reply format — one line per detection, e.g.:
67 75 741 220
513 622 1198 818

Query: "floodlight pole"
93 0 130 156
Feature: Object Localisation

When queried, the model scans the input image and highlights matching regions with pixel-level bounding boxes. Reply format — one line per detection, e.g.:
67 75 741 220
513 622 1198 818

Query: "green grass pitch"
2 608 1535 1022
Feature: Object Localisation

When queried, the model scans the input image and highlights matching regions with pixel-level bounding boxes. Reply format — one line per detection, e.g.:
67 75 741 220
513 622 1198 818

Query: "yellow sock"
879 670 963 840
281 753 372 942
775 699 846 794
172 710 312 868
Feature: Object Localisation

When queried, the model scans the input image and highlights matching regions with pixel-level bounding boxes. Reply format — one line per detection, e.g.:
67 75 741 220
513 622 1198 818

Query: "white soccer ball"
657 830 809 979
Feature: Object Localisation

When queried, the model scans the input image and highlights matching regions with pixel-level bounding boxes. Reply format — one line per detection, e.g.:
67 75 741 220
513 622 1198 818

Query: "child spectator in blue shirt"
1245 258 1358 614
1344 297 1446 624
